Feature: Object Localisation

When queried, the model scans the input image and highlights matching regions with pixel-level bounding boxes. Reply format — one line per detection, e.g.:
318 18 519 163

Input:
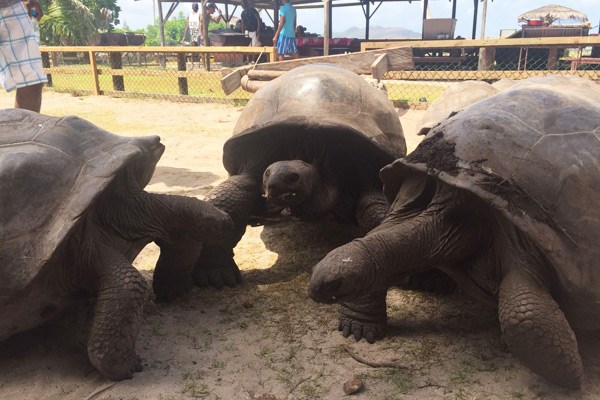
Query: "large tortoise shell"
0 109 164 294
381 76 600 329
223 64 407 178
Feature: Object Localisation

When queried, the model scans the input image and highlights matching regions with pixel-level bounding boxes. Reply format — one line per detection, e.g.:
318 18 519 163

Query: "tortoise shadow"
242 217 363 285
148 166 221 197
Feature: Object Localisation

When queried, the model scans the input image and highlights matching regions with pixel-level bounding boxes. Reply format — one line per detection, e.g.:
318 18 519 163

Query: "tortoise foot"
89 348 143 381
338 313 387 344
193 257 242 289
153 273 194 302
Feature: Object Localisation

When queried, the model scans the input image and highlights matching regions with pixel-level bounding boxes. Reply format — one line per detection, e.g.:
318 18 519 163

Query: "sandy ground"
0 91 598 400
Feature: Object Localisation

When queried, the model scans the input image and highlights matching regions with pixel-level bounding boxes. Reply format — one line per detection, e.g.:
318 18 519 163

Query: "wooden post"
478 47 495 71
201 0 211 71
41 51 52 87
323 0 330 56
158 0 165 46
177 53 188 95
547 47 558 70
88 50 101 95
365 1 370 40
109 51 125 91
480 0 488 39
471 0 479 39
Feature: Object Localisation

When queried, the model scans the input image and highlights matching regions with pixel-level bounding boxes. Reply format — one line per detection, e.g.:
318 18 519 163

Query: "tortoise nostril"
285 172 300 184
321 279 342 294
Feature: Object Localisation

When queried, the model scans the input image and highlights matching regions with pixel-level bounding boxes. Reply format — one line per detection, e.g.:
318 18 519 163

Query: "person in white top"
181 2 201 46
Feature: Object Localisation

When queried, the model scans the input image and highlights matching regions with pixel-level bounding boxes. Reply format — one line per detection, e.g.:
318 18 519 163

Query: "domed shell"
223 64 406 175
382 76 600 329
418 80 500 136
0 109 164 295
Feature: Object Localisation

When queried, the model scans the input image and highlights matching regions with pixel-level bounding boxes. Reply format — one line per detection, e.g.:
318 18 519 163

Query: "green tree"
143 13 187 46
39 0 121 45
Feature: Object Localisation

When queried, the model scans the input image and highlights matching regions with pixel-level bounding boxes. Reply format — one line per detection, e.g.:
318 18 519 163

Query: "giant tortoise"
193 64 407 288
309 75 600 388
0 109 233 380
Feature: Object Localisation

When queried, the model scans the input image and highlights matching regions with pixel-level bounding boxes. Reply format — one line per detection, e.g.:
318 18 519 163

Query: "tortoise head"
262 160 319 208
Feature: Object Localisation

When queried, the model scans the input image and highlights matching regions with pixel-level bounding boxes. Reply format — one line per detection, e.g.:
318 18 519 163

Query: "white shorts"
0 2 47 92
248 31 261 47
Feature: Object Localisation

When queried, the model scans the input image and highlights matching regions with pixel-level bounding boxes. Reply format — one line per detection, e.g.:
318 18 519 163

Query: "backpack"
242 7 261 32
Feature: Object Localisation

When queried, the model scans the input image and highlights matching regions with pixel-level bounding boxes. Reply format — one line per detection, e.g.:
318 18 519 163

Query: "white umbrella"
518 4 588 24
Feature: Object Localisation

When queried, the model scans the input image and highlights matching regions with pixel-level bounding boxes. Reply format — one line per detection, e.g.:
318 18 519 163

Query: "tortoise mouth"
263 191 304 207
308 279 357 304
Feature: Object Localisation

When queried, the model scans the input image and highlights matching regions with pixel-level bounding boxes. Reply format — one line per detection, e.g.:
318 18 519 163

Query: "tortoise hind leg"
499 269 583 389
194 174 261 288
87 246 148 380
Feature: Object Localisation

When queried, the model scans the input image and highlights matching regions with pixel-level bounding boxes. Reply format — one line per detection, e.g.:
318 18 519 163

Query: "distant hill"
333 25 420 39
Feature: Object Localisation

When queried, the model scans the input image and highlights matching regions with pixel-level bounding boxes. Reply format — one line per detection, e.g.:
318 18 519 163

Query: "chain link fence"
39 38 600 109
40 46 275 105
378 39 600 108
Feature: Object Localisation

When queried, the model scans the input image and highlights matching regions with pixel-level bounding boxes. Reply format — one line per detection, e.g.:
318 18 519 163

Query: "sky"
116 0 599 39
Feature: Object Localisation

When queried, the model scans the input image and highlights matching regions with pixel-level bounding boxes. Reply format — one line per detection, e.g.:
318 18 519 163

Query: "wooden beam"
221 46 413 93
361 36 600 51
221 65 253 95
248 69 285 80
88 50 100 95
39 45 275 54
371 53 388 80
240 75 267 93
252 46 413 74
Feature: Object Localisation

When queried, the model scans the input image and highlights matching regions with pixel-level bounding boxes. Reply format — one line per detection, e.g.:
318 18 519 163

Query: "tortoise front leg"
499 269 583 389
193 174 261 288
339 289 388 343
355 188 389 232
153 236 202 302
88 246 148 380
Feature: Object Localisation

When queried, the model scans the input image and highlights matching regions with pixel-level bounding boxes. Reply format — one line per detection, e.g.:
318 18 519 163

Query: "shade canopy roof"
171 0 417 10
518 4 588 24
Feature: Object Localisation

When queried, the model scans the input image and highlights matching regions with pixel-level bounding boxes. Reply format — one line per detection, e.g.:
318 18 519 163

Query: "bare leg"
15 83 43 113
499 269 583 389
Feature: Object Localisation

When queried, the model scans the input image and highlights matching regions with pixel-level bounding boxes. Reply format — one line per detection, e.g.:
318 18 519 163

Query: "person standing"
272 0 298 61
0 0 47 112
181 2 201 46
240 0 261 47
204 2 224 30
